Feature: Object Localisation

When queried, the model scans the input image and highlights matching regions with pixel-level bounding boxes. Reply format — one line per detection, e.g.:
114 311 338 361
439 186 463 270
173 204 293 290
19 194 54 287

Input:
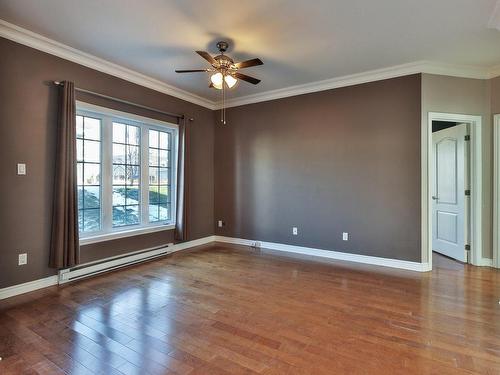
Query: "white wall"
421 74 492 261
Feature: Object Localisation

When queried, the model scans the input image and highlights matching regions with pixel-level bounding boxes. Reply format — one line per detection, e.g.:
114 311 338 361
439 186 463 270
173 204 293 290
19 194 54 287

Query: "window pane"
113 144 125 164
113 165 126 185
127 145 140 165
159 186 169 203
126 186 139 205
77 163 83 185
159 150 169 167
84 140 100 163
149 130 158 148
84 209 100 231
126 166 140 185
149 167 158 185
159 204 169 221
113 206 126 226
159 168 169 185
78 210 84 229
149 186 159 204
149 205 159 222
149 148 159 166
125 205 140 225
83 187 100 209
77 139 83 161
83 163 100 185
112 186 125 206
76 116 84 138
78 187 84 208
127 125 140 145
84 117 101 140
159 132 170 150
113 123 126 143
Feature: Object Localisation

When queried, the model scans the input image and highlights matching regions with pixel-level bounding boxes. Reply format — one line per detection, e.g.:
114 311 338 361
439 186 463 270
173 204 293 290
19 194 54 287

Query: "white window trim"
76 101 178 245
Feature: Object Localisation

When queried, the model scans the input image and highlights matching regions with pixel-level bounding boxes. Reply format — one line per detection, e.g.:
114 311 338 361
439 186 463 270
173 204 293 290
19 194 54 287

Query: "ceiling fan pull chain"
222 81 226 125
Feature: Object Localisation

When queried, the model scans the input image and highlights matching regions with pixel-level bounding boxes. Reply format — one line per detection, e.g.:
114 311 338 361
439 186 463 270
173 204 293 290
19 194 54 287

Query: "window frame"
76 101 178 245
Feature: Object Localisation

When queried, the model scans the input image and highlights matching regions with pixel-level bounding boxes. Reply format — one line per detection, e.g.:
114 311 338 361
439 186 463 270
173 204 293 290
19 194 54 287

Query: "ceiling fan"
175 41 263 124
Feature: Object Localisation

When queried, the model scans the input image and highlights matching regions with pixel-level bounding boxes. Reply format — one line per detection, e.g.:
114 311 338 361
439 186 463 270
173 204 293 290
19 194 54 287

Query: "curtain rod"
53 81 188 120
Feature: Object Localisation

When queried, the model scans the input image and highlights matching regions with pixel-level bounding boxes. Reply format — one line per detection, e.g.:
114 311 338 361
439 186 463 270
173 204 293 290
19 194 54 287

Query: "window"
112 122 141 227
76 115 102 233
76 103 178 243
148 130 171 223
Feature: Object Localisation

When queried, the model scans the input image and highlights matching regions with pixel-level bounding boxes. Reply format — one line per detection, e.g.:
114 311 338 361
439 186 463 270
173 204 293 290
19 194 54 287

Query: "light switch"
17 163 26 175
18 253 27 265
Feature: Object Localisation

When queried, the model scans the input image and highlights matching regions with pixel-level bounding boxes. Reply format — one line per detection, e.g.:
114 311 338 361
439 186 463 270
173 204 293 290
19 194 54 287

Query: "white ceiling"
1 0 500 102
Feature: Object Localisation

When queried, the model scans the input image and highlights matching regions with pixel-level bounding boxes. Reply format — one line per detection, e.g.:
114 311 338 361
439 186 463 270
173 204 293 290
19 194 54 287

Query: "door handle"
432 196 439 200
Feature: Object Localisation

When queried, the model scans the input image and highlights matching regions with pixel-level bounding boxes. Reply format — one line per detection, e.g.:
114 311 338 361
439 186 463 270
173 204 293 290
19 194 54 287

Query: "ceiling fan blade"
196 51 217 65
234 72 261 85
175 69 209 73
234 58 263 69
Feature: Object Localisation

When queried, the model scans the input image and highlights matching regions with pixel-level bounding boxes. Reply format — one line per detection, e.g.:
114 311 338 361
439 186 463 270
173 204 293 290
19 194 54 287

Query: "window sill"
79 224 175 246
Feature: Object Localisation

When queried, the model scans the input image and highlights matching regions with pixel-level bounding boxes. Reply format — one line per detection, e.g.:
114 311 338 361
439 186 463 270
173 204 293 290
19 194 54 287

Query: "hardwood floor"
1 243 499 374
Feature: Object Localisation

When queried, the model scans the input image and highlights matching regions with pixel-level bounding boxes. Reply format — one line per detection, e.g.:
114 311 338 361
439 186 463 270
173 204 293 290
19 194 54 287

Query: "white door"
432 124 468 262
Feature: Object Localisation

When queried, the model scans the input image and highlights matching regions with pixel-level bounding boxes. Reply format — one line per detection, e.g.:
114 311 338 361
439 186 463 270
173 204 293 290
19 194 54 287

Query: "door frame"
423 112 482 269
493 114 500 268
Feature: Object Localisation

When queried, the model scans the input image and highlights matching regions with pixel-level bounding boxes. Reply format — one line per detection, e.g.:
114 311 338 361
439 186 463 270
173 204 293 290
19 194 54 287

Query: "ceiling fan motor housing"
216 41 229 53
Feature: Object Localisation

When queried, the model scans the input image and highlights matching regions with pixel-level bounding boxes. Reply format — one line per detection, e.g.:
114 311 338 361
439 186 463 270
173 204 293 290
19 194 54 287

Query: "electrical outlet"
218 220 224 228
342 232 349 241
292 227 298 235
17 163 26 175
18 253 27 265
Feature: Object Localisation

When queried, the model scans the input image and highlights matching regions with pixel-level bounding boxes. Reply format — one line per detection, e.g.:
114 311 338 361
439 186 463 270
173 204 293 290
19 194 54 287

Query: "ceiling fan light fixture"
210 72 223 89
224 74 237 88
176 41 263 124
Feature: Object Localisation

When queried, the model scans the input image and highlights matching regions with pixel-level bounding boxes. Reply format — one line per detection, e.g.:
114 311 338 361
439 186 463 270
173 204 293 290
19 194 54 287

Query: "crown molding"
218 61 495 109
0 19 217 110
488 0 500 30
489 64 500 79
1 18 499 111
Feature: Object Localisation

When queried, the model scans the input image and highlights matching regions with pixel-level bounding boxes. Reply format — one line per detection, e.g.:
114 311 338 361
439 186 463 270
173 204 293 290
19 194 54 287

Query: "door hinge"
465 189 471 196
465 135 470 141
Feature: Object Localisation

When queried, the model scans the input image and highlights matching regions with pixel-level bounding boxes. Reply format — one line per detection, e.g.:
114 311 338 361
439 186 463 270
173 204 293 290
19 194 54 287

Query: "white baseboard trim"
0 275 59 300
171 235 216 252
1 234 437 300
214 236 431 272
477 257 494 267
0 235 215 300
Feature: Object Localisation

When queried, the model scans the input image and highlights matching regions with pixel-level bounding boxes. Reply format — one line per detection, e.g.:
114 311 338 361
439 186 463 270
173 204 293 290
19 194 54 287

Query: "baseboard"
477 257 494 267
214 236 431 272
1 234 432 300
0 275 59 300
0 235 216 300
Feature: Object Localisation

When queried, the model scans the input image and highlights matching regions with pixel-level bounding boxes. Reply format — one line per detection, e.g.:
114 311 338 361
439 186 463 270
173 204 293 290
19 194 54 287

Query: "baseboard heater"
58 243 174 284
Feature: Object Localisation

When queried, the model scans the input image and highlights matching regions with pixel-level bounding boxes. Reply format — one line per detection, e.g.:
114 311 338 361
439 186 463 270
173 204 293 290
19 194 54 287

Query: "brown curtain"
175 117 190 242
49 81 80 268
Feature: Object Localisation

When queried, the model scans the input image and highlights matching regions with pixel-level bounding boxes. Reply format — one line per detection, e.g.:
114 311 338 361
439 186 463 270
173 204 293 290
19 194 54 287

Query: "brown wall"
0 38 214 288
215 75 422 262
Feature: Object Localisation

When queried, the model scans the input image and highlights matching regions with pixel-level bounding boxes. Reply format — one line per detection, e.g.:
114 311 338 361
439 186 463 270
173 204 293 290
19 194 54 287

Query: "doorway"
431 121 469 262
425 112 482 269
